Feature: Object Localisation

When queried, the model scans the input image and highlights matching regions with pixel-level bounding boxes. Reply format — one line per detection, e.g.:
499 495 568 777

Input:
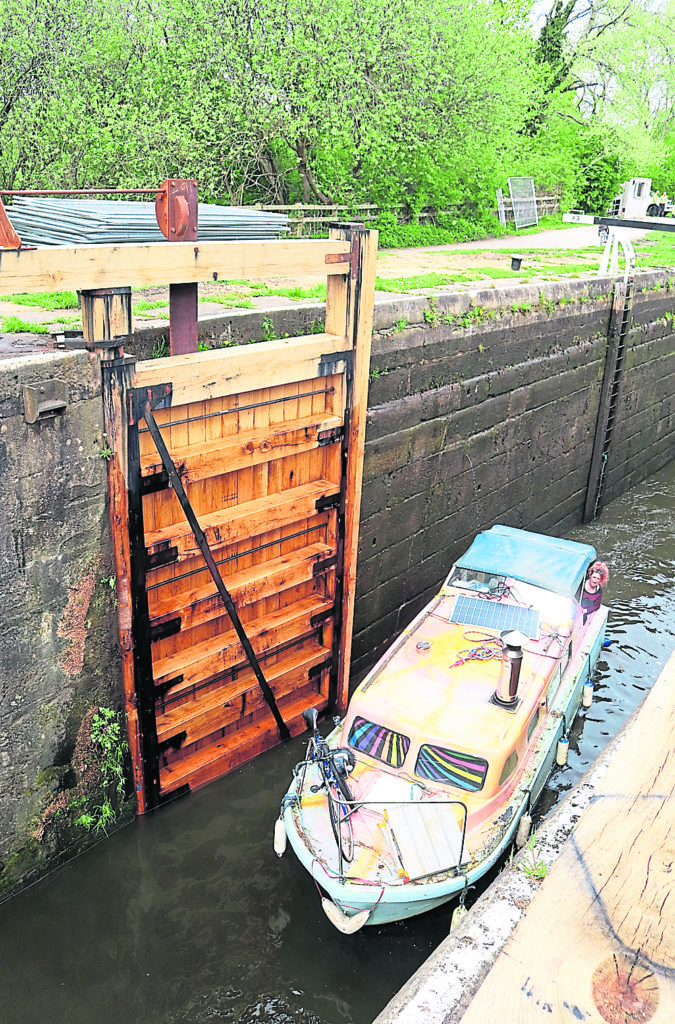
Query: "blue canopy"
454 525 596 598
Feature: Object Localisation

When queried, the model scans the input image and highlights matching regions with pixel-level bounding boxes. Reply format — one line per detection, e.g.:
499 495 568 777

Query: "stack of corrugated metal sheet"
5 198 289 246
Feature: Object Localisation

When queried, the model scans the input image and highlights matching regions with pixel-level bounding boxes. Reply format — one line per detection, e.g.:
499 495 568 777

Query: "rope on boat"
450 631 502 669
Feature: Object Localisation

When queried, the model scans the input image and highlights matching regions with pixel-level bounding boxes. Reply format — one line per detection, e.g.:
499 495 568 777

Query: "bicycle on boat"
293 707 356 864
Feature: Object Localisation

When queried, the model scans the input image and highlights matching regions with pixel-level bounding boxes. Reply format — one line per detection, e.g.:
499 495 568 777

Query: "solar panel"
450 595 541 639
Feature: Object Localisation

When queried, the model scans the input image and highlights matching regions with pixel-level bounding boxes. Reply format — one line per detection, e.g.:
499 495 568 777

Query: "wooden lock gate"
0 219 377 813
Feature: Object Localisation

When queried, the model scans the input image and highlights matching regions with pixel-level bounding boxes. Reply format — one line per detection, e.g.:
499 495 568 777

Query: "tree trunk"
294 137 333 205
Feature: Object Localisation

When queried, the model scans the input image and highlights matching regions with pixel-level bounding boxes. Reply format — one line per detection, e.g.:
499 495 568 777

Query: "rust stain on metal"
155 178 198 242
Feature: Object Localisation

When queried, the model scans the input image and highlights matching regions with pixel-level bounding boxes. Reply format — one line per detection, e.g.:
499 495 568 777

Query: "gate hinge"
129 382 173 425
317 426 344 447
313 556 337 576
150 616 181 643
145 544 178 570
315 492 341 512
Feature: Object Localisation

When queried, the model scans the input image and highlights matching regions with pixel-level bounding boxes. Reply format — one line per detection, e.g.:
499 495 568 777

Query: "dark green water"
0 462 673 1024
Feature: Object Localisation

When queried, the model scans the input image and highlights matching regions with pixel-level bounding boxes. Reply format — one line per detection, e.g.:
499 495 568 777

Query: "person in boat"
581 561 609 621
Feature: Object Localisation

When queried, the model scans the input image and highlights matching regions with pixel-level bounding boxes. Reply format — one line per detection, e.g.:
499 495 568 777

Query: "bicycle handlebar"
302 707 319 732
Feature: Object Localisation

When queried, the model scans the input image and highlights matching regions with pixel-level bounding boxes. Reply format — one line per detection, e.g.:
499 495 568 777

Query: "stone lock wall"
351 272 675 677
0 269 674 896
0 350 129 896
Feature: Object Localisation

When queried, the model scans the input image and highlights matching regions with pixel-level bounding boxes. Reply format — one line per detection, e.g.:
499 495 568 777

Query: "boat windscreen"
451 525 596 597
415 743 488 792
348 716 410 769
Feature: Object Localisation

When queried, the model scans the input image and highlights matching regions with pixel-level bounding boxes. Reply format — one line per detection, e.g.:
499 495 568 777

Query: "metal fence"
507 177 539 230
256 197 559 238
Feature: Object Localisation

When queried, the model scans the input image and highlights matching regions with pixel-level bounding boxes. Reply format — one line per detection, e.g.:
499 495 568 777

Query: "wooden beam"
144 479 336 558
140 412 343 483
0 238 351 294
458 650 675 1023
333 226 378 713
100 353 147 812
133 333 349 406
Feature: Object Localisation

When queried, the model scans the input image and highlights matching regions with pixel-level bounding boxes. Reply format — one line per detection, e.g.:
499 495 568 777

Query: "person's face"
589 569 602 584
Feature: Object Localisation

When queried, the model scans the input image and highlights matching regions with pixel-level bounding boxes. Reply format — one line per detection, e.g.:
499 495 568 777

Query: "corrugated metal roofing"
5 198 289 246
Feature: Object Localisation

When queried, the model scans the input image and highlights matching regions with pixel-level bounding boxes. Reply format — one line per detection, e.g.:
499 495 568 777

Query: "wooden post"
327 224 378 712
80 286 133 355
80 287 146 812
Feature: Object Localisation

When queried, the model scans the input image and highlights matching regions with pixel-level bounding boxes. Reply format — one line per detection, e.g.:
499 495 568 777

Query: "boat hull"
283 607 607 927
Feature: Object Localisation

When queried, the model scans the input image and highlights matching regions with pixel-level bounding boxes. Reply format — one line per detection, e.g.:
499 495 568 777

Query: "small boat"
275 525 608 931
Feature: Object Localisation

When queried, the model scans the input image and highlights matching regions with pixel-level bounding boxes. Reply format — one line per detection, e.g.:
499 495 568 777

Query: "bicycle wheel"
327 772 354 864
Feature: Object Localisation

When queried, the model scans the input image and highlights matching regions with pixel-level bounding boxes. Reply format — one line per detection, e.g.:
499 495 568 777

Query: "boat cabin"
340 526 599 807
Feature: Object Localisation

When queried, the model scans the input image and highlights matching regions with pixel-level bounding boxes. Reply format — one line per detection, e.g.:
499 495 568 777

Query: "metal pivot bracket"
155 179 198 241
0 196 22 250
23 380 68 423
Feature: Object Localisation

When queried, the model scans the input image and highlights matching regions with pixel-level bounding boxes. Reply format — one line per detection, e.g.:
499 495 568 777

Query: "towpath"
0 223 654 357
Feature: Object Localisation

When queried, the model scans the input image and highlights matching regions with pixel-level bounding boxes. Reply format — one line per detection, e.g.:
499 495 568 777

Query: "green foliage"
1 315 49 334
76 707 128 835
376 213 505 249
152 338 170 359
0 0 669 236
260 317 276 342
4 290 78 310
520 831 549 881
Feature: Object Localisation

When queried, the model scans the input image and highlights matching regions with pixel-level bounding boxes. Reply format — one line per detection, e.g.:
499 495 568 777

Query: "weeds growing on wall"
75 707 129 835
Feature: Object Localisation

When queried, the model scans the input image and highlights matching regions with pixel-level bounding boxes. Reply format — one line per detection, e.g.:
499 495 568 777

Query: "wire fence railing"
255 197 560 238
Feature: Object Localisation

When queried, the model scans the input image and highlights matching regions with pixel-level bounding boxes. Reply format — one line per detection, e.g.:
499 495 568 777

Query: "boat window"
347 716 410 768
445 567 507 597
527 708 539 742
415 743 488 792
498 751 518 786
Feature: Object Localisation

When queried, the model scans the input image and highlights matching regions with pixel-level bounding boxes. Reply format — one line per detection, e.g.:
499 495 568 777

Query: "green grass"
375 271 465 292
1 315 50 334
248 282 328 301
50 315 82 326
208 295 256 309
634 231 675 269
373 257 598 295
133 300 169 313
4 290 79 310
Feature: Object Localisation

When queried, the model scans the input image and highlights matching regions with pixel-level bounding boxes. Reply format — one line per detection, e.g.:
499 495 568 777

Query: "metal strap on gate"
139 397 292 742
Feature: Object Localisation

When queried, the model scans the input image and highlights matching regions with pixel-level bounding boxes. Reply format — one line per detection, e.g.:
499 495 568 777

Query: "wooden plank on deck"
459 650 675 1024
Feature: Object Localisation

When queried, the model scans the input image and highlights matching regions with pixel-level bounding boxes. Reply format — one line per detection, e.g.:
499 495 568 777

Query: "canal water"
0 462 673 1024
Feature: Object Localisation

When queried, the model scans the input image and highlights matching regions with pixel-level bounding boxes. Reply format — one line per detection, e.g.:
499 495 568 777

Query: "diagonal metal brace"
140 400 291 741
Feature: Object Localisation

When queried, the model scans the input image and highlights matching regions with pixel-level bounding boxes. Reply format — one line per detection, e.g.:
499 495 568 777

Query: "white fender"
321 898 371 933
556 736 569 766
515 812 532 849
451 903 468 930
273 817 287 857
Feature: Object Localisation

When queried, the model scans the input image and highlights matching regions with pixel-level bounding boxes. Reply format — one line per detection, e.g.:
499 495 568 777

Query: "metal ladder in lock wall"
584 279 634 523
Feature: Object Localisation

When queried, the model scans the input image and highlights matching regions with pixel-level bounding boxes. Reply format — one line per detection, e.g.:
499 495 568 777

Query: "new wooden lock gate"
0 220 377 813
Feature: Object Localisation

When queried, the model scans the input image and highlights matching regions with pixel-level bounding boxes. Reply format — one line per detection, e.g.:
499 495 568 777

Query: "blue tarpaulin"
453 525 596 597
